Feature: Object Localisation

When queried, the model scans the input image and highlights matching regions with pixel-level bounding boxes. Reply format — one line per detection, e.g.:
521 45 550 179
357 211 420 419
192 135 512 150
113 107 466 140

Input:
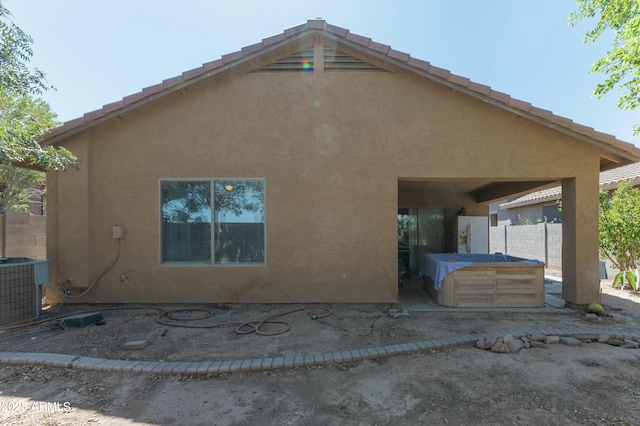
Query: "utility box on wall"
0 258 49 326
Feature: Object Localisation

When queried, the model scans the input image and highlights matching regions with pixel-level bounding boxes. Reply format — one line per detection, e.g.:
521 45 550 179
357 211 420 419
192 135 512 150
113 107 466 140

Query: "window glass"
160 179 265 264
214 180 265 264
161 181 211 262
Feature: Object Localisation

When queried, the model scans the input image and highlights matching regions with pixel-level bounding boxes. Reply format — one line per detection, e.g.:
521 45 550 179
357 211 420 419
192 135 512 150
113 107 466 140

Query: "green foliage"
612 269 640 290
570 0 640 135
161 180 265 223
0 164 44 212
0 92 76 170
0 2 76 171
0 2 50 96
599 181 640 289
516 215 534 225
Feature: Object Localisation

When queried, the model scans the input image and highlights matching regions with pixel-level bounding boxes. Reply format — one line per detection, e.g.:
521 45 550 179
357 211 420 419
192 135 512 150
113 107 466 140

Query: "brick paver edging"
1 327 638 375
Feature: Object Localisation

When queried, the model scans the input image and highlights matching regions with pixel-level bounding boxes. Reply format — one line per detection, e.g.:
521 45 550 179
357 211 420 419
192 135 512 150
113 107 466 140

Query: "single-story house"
40 19 640 307
493 162 640 225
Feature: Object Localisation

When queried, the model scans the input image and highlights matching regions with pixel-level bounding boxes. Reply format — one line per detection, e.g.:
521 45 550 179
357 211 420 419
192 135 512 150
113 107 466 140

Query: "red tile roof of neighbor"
500 162 640 209
39 19 640 164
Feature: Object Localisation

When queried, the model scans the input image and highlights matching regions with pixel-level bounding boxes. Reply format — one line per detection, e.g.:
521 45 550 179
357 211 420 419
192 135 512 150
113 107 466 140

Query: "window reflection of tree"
214 180 265 264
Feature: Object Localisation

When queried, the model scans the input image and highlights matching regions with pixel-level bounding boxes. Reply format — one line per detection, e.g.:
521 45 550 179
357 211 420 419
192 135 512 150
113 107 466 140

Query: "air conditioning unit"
0 258 49 326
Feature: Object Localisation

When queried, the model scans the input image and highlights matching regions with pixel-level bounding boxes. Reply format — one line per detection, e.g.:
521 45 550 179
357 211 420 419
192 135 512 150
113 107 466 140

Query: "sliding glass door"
398 208 445 275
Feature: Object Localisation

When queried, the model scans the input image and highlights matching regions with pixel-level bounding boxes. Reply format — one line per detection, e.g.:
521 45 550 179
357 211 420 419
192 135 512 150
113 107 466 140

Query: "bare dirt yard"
2 280 640 425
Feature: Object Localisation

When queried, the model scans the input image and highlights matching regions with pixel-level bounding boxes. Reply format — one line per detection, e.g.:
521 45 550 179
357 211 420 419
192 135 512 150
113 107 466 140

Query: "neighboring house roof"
39 19 640 169
500 162 640 209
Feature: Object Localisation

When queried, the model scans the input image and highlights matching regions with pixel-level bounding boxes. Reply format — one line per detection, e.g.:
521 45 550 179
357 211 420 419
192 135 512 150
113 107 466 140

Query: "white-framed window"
161 179 265 265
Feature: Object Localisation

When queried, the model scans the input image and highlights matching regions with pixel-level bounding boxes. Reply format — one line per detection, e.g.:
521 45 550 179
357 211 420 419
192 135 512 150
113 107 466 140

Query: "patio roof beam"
471 181 557 204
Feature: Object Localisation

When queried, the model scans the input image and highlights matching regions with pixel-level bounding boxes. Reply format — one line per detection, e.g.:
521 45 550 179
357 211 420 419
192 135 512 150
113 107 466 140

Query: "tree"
0 1 49 96
0 2 76 170
570 0 640 135
599 181 640 288
0 164 44 212
0 93 58 211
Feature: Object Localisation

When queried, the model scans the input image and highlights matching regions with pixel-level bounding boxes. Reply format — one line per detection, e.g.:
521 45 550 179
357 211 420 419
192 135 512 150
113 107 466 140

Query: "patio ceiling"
398 179 559 205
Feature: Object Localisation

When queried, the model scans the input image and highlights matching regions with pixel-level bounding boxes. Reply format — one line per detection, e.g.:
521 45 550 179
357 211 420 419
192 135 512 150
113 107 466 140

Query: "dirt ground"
2 280 640 425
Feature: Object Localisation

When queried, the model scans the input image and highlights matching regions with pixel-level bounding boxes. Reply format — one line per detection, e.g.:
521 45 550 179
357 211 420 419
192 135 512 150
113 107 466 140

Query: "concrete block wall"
490 223 562 274
546 223 562 271
506 223 546 262
489 225 506 254
0 212 46 259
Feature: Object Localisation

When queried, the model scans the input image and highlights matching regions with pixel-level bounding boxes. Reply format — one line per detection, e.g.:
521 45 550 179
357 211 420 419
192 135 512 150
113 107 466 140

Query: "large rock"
503 334 524 353
476 337 498 350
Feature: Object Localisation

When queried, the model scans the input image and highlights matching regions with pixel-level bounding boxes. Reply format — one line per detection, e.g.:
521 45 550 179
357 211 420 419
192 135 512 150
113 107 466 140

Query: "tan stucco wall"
46 66 602 304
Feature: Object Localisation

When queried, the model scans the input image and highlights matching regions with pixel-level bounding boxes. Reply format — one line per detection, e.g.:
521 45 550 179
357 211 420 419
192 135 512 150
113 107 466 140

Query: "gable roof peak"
39 19 640 167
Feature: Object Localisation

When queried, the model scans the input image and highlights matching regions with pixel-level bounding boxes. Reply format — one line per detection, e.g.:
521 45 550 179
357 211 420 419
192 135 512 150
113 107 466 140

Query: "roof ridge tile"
102 100 125 114
141 83 164 96
203 59 224 71
550 115 574 128
407 57 430 70
183 66 204 80
428 65 452 80
508 98 532 113
345 32 371 47
122 91 145 105
448 74 470 87
221 50 244 64
241 41 264 55
162 75 183 89
467 81 491 96
530 106 553 121
261 32 287 46
284 22 307 37
488 89 511 104
387 48 410 62
570 122 595 138
325 23 348 37
369 40 390 54
306 19 325 29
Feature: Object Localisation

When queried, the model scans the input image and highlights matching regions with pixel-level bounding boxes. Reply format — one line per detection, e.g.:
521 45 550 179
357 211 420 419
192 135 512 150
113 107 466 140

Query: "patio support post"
561 175 600 307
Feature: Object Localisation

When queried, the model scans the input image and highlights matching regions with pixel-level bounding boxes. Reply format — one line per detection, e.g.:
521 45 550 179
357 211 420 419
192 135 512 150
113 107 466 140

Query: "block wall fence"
0 212 46 260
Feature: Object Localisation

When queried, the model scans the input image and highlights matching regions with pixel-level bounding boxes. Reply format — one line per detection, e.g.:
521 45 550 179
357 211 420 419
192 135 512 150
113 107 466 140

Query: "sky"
5 0 640 146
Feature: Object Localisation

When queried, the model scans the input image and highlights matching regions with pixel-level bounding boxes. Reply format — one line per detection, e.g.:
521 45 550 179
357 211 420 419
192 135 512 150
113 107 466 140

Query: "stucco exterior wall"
46 66 603 304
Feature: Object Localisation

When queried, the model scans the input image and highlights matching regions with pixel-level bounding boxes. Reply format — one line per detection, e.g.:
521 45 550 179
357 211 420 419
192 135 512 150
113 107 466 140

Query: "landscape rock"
503 334 524 353
559 336 583 346
490 340 507 353
585 313 603 322
476 337 498 350
530 333 546 342
543 336 560 344
123 340 149 350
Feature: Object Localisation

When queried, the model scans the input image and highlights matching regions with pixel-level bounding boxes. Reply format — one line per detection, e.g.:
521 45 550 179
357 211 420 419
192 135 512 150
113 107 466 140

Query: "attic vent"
253 47 314 72
324 47 388 72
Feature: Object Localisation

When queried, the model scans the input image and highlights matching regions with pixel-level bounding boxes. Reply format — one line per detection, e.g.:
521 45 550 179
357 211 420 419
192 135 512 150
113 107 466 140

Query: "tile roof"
39 19 640 165
500 162 640 208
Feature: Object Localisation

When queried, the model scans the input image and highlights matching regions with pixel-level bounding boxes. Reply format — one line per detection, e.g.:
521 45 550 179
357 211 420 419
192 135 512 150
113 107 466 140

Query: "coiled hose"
0 305 332 337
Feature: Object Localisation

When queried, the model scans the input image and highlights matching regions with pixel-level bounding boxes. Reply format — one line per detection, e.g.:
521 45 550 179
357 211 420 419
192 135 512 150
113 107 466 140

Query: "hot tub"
419 253 545 308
